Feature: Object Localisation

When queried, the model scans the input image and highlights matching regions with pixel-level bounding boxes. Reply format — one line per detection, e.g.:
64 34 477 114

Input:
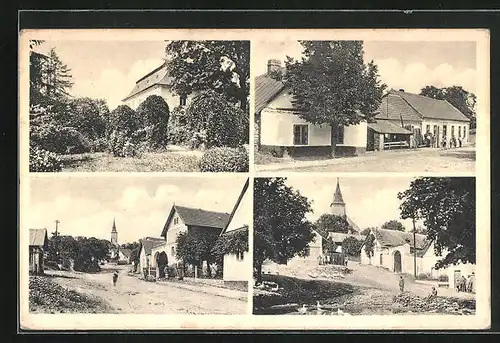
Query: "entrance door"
454 270 461 290
394 251 402 273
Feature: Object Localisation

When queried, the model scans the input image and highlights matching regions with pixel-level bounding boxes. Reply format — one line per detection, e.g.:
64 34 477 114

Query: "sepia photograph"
253 176 476 316
27 39 250 172
25 175 250 315
254 40 478 173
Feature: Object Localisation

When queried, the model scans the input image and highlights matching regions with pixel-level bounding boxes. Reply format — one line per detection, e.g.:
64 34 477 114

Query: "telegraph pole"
55 220 60 263
412 217 417 278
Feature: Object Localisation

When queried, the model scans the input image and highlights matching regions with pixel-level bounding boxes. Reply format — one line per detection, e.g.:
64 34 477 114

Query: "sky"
35 40 476 113
252 40 477 95
36 41 167 110
283 176 421 232
27 176 249 244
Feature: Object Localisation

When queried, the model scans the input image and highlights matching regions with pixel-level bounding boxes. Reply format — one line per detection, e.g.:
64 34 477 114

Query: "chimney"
399 89 405 92
267 59 282 75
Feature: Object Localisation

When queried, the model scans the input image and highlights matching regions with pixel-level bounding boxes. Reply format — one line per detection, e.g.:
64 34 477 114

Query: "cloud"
375 58 477 94
71 58 163 111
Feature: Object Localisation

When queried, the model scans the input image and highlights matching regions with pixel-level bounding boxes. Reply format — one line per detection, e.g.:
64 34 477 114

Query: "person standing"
399 276 405 293
112 271 119 286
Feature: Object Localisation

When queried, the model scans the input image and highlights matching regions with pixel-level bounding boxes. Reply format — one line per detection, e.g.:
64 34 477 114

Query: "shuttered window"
293 124 308 145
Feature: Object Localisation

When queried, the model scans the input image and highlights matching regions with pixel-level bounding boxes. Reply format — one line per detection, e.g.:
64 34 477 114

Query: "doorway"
393 251 402 273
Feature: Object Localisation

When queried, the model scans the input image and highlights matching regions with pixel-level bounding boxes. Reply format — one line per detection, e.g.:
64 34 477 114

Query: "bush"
200 146 249 172
30 124 92 154
168 125 193 145
29 145 62 172
417 273 433 281
135 95 170 149
438 275 449 282
107 105 140 136
107 130 127 157
91 137 108 153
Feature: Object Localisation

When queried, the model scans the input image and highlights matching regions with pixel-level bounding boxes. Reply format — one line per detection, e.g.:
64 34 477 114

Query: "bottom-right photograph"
253 176 476 316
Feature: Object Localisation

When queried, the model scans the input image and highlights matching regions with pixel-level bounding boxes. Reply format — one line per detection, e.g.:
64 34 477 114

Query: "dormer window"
180 96 187 106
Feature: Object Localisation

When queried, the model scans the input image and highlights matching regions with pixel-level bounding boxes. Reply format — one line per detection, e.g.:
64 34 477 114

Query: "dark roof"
368 120 413 135
122 63 173 101
346 216 360 233
119 248 132 258
220 178 249 236
139 237 165 255
332 178 345 205
161 205 231 237
255 74 285 113
221 225 249 237
29 229 48 247
372 228 432 256
376 90 470 122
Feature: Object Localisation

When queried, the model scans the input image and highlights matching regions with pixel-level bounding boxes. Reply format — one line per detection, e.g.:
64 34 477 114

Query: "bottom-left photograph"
24 175 250 315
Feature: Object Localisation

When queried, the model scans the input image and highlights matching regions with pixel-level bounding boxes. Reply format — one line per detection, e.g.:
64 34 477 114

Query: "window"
433 125 437 136
179 96 187 106
174 217 179 225
337 125 345 144
463 126 467 138
451 125 455 137
442 125 447 137
380 253 383 265
293 124 308 145
459 126 462 137
426 124 430 134
171 247 175 256
236 251 244 261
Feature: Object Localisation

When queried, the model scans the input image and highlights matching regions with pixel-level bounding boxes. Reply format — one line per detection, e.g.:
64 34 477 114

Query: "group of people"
422 132 465 149
456 274 475 293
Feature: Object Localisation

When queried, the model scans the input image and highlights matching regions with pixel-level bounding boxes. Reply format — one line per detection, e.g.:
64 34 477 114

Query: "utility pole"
55 220 60 263
412 217 417 278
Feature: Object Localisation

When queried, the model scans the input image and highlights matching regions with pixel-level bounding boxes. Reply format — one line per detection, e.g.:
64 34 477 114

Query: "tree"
186 90 249 147
342 236 364 257
175 228 222 276
321 236 337 255
64 97 107 141
284 41 386 157
165 40 250 111
211 226 249 277
380 220 406 232
254 177 315 283
29 40 48 107
135 95 170 148
420 85 476 129
43 48 74 99
315 214 352 236
398 177 475 268
360 227 375 236
107 105 140 136
364 233 375 259
121 242 140 251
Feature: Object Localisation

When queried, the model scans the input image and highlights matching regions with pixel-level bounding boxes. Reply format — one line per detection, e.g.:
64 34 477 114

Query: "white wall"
420 119 469 143
164 210 188 264
223 252 251 281
260 108 367 148
139 246 149 272
124 85 186 110
447 263 475 290
288 231 323 266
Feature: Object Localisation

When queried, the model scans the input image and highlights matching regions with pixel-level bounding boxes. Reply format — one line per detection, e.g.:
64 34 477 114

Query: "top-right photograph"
254 40 478 173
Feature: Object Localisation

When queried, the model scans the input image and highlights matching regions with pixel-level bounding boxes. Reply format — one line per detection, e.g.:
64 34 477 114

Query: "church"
109 219 131 264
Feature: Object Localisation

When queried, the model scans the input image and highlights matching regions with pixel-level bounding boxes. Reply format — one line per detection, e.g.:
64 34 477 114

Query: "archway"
393 250 402 273
156 251 168 278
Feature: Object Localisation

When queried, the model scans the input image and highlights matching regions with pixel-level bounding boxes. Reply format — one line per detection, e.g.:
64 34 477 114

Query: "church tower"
330 178 346 217
111 218 118 246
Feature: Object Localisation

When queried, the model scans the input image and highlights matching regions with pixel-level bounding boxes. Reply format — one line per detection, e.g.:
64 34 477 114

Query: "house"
137 237 165 276
118 248 132 264
255 59 368 157
29 228 49 275
122 62 193 111
217 178 251 285
287 229 325 267
371 89 471 150
152 205 231 270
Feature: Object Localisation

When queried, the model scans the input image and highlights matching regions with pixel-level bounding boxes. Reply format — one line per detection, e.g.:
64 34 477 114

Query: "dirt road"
48 265 247 314
256 146 475 173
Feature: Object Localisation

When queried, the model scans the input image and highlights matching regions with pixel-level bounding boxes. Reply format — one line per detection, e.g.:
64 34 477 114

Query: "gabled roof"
161 205 231 237
332 178 345 205
119 248 132 258
122 63 173 101
255 74 285 113
376 89 470 122
368 120 413 135
220 178 249 236
328 232 366 243
29 229 48 247
138 237 165 255
346 216 360 233
372 228 432 256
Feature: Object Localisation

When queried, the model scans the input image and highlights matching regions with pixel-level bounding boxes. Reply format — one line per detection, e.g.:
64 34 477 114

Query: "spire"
332 178 345 205
111 218 117 233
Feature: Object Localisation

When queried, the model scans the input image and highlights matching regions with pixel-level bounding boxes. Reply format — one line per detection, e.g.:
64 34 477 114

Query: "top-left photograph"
27 39 250 173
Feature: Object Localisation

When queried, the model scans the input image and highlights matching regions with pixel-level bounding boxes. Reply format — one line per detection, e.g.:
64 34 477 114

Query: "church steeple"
111 218 118 246
111 218 117 233
330 178 346 217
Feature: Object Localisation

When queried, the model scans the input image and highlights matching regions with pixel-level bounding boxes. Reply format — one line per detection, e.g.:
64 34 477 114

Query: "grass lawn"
60 152 201 172
253 274 355 314
254 151 284 165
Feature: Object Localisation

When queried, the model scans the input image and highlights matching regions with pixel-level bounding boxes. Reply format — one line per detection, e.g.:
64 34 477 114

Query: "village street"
256 146 475 173
45 264 247 314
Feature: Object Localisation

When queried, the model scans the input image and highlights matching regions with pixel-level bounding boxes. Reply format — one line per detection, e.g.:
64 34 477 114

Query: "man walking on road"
113 271 119 286
399 276 405 293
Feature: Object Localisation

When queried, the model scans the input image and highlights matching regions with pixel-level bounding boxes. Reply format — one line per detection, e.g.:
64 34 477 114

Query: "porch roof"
368 120 413 135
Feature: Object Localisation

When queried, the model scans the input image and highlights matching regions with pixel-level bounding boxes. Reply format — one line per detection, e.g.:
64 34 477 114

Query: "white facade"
420 119 469 145
260 89 368 148
447 263 475 291
163 211 188 264
288 230 323 266
223 251 250 281
139 246 150 272
123 85 193 111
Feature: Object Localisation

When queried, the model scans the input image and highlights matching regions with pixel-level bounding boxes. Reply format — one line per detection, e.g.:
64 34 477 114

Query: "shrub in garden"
107 105 140 136
168 125 193 145
186 90 248 148
29 145 62 172
135 95 170 149
200 146 249 172
30 124 91 154
438 275 449 282
107 130 127 157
